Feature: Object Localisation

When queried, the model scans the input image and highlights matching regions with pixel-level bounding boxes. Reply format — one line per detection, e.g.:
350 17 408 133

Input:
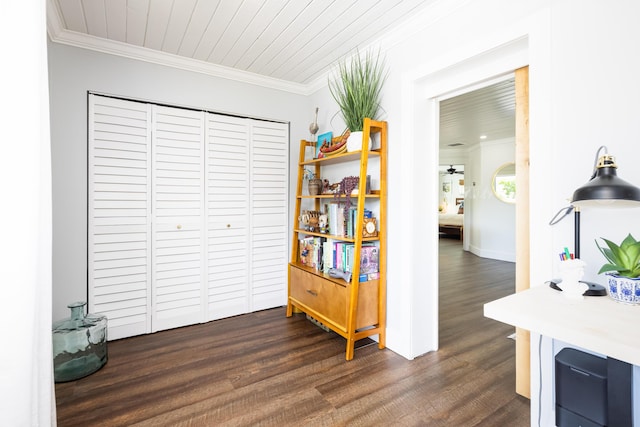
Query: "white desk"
485 285 639 426
484 284 640 366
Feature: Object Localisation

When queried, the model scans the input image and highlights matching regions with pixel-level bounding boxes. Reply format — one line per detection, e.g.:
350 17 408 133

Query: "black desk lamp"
549 146 640 295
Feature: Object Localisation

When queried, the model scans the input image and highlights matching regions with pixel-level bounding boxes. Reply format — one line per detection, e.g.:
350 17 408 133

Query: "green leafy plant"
595 233 640 278
328 49 387 132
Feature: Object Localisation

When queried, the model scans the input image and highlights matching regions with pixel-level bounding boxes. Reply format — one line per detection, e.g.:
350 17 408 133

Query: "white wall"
467 139 516 262
2 2 54 424
47 41 310 321
439 149 467 169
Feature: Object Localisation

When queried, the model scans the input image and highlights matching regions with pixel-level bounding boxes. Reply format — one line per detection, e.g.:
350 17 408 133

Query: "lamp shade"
572 155 640 207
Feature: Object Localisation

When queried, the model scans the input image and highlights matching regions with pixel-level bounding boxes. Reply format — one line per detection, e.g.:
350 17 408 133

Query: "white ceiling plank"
249 0 351 77
57 0 88 33
105 0 127 42
220 0 289 67
213 0 289 67
161 0 198 54
81 0 108 38
262 0 370 78
145 0 174 50
281 0 432 83
233 0 314 70
280 0 401 83
126 0 150 46
191 1 240 62
177 0 225 58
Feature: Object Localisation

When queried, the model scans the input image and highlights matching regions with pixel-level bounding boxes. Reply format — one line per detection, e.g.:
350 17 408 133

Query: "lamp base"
548 279 607 296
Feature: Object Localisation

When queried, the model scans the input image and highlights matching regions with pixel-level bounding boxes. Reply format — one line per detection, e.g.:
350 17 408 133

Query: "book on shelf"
322 239 334 274
299 236 324 270
359 245 379 274
321 242 379 275
327 202 373 238
359 272 380 282
334 241 345 271
329 202 342 236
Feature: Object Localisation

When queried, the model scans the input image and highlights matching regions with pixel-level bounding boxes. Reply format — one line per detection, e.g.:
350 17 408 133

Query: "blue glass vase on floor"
52 301 108 382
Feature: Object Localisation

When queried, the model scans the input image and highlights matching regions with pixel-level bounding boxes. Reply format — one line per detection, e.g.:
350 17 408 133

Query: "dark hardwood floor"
55 238 529 426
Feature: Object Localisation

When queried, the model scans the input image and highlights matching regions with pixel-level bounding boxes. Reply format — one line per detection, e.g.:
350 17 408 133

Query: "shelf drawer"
289 265 379 331
290 265 347 327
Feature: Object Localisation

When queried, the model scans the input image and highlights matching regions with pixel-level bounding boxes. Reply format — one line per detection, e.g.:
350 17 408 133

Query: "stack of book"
299 236 380 282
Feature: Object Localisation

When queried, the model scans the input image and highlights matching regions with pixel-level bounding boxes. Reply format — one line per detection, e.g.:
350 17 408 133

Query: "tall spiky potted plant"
328 49 387 152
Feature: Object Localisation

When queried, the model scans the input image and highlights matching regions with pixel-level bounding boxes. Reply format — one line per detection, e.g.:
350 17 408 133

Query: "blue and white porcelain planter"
606 273 640 305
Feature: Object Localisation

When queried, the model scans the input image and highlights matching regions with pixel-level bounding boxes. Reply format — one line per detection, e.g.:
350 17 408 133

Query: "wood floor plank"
55 238 529 426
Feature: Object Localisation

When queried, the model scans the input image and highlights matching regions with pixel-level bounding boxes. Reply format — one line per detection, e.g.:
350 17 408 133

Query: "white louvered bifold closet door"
151 106 206 332
250 120 288 310
89 96 288 339
205 114 250 320
88 95 152 340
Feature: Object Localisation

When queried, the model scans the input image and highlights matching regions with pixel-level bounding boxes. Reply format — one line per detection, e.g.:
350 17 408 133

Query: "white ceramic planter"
605 272 640 305
346 131 372 152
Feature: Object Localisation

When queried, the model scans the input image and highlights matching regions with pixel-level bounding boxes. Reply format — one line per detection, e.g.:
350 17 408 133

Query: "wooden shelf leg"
286 301 293 317
345 338 355 361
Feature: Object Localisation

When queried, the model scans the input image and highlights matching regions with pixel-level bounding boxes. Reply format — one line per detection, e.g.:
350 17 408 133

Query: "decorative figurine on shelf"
308 212 319 231
299 210 310 230
300 210 322 231
319 214 328 234
326 182 340 194
322 179 331 194
329 268 351 283
309 107 319 140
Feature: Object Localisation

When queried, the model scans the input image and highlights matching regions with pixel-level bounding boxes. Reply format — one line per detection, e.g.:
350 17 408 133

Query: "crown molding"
46 0 310 96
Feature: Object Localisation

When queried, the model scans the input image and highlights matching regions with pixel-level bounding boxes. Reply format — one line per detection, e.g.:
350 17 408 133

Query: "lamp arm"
549 205 574 225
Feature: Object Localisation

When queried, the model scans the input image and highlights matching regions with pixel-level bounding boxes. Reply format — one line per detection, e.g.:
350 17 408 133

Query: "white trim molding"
46 0 309 95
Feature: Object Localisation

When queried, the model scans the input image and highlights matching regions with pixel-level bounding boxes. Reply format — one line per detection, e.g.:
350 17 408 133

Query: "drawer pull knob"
177 224 182 230
306 289 318 297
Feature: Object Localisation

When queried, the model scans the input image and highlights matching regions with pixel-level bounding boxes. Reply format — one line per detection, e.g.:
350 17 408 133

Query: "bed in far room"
439 198 464 240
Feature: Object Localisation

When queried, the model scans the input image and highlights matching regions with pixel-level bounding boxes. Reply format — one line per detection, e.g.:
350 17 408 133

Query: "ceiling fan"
443 165 464 175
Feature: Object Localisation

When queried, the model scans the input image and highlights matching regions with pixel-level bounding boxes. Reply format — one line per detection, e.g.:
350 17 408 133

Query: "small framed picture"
316 131 333 158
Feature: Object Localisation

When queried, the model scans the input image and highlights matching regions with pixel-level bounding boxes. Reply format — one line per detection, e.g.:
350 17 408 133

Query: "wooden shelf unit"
286 118 387 360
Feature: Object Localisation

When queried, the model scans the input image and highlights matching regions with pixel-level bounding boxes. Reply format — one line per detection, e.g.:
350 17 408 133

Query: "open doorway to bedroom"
437 76 517 256
436 69 530 396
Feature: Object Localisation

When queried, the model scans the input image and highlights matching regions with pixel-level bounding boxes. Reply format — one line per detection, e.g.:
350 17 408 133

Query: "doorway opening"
434 68 530 397
436 75 518 361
